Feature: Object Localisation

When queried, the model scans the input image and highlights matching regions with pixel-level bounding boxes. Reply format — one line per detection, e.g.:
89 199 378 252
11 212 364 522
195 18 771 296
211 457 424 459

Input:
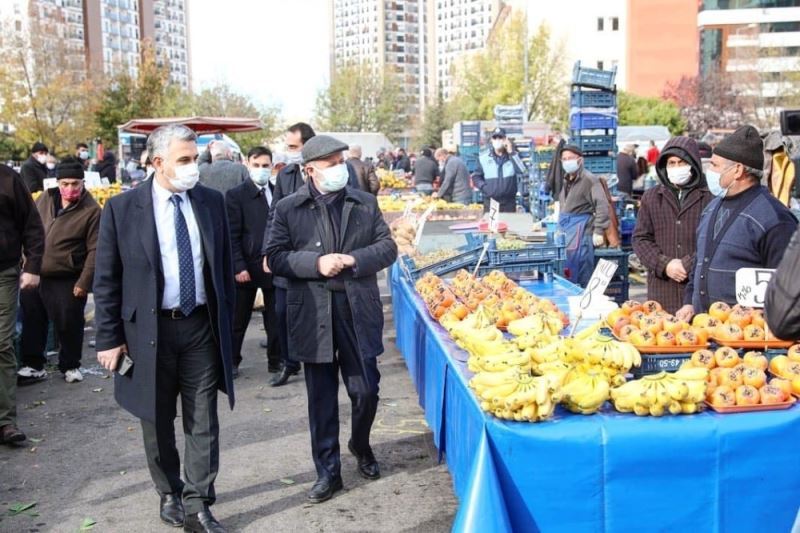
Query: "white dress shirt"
152 179 207 309
261 184 273 207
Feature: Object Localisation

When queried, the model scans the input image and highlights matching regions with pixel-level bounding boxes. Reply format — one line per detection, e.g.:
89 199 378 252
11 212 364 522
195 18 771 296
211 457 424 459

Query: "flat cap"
491 127 507 138
302 135 349 164
56 156 85 180
562 144 583 157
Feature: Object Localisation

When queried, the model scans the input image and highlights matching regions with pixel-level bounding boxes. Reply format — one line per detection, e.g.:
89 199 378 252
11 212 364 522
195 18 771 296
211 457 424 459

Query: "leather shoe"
348 440 380 480
0 424 26 444
183 507 226 532
270 365 299 387
159 493 184 527
307 476 343 504
267 363 280 373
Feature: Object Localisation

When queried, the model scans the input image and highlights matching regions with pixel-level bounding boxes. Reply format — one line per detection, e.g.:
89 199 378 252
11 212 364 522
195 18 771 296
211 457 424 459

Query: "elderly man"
676 125 798 321
433 148 472 204
265 135 397 503
18 157 101 384
347 145 380 195
472 127 524 213
20 142 49 193
198 140 249 194
557 145 611 286
94 125 235 532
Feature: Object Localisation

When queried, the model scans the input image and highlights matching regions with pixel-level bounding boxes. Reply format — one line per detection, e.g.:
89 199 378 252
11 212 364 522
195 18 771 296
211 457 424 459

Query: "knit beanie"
713 125 764 170
56 156 85 180
31 141 48 154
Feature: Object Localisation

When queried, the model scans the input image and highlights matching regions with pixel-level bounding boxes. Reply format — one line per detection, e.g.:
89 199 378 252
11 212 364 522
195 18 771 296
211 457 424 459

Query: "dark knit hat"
562 144 583 157
31 141 48 154
713 125 764 170
56 156 85 180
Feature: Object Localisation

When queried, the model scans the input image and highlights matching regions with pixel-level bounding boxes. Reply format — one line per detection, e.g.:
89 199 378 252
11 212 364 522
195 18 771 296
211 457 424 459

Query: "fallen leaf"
383 402 398 408
28 437 43 443
279 478 295 485
29 447 37 453
8 502 36 515
263 408 272 413
92 388 103 393
126 427 134 432
79 517 97 530
120 470 126 475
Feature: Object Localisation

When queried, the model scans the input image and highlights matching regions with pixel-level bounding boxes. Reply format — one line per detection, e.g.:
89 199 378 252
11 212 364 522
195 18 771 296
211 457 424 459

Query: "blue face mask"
250 167 270 186
705 165 732 197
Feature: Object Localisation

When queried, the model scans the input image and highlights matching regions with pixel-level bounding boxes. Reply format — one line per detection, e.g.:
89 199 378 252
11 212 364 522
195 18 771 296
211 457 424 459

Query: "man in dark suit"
225 146 281 378
94 124 235 533
265 135 397 504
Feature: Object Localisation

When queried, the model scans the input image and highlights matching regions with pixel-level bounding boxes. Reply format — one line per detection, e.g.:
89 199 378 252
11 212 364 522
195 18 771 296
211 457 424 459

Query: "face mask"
667 166 692 186
250 167 270 186
60 186 82 202
285 151 303 165
314 163 349 193
46 163 56 170
562 159 580 174
491 139 505 151
269 173 277 186
35 154 47 165
78 150 89 160
705 166 732 197
168 162 200 192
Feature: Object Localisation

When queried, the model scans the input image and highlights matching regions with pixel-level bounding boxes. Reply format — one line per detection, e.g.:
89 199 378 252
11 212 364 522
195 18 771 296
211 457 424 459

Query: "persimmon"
716 323 744 342
641 316 663 335
714 347 741 368
709 367 725 387
742 367 767 388
735 385 760 406
611 317 632 336
770 355 790 377
728 309 753 329
759 385 787 404
629 330 656 347
606 308 628 328
621 300 642 315
691 327 710 345
742 324 765 341
750 311 766 329
792 377 800 397
641 300 662 314
720 368 745 389
691 349 716 369
785 361 800 379
656 331 677 347
770 378 792 398
629 310 646 328
788 344 800 363
663 316 688 335
678 330 700 347
709 302 732 322
617 324 639 342
710 385 736 407
692 313 713 328
742 351 768 371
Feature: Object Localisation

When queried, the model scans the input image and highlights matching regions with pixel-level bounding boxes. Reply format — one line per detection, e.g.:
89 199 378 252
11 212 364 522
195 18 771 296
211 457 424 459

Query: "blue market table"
389 263 800 532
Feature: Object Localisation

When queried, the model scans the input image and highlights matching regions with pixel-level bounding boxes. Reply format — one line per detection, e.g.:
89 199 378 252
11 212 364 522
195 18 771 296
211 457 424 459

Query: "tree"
314 62 406 141
617 91 686 136
663 70 745 136
450 17 568 129
415 85 452 149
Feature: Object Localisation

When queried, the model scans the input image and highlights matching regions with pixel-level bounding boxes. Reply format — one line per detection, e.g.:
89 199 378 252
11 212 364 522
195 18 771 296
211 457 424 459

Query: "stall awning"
118 116 263 135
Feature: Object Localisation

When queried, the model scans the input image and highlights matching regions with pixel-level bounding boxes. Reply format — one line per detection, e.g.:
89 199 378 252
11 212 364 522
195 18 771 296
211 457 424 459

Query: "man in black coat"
262 122 315 386
94 124 235 533
20 142 49 193
265 135 397 504
225 146 281 378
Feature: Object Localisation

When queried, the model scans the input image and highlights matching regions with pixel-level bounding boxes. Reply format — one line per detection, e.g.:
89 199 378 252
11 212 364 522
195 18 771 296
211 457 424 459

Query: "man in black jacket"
765 225 800 340
265 135 397 504
225 146 281 379
0 165 44 444
20 142 49 193
262 122 315 386
413 147 439 195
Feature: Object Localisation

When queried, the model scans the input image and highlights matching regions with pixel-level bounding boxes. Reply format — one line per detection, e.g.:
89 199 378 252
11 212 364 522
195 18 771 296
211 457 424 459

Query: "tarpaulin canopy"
118 116 263 135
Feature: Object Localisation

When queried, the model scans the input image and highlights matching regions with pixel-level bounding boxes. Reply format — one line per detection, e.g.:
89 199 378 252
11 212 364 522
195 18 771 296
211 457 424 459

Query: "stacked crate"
569 61 618 177
494 104 530 210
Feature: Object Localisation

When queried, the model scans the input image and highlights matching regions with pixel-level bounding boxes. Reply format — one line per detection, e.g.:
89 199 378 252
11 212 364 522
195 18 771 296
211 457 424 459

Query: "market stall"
389 264 800 532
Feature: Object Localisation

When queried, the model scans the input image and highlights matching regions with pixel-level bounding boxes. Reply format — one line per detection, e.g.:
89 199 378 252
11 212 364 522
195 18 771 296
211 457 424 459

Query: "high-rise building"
0 0 191 89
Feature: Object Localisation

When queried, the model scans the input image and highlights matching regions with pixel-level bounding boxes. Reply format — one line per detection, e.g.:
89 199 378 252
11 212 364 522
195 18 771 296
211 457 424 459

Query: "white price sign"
578 259 618 311
488 199 500 233
735 268 774 308
413 205 436 247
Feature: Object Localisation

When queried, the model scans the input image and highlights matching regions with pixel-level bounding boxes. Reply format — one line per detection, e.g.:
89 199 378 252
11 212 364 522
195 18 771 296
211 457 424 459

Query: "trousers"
274 287 301 372
232 282 280 369
0 266 19 426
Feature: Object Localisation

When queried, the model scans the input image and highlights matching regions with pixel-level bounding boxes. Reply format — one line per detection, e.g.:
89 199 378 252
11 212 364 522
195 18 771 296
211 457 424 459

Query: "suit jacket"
199 159 249 194
347 157 380 195
225 179 273 288
94 179 236 423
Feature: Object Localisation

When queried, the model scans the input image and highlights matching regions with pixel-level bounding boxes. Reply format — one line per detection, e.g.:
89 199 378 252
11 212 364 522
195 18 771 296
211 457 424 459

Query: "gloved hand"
592 233 605 247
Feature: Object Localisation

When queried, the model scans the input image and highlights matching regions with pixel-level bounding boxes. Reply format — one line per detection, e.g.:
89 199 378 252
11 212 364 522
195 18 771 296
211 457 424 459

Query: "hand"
20 273 40 289
317 254 344 277
97 344 127 372
337 254 356 268
73 286 87 298
235 270 251 283
675 305 694 323
262 256 271 274
431 191 439 198
592 233 605 247
665 258 688 283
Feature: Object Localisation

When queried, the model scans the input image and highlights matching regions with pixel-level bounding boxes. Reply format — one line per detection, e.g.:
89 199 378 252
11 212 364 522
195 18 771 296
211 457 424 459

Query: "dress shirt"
152 178 207 309
259 184 273 207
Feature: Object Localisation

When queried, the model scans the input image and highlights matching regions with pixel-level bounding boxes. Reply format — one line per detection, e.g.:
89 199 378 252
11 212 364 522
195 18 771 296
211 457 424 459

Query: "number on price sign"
579 259 618 311
488 199 500 233
735 268 774 308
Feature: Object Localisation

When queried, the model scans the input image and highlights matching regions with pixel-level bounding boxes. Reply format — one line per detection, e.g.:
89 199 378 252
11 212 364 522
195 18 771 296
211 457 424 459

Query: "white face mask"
35 154 48 165
168 162 200 192
491 139 505 151
269 173 277 186
250 167 270 186
562 159 580 175
46 162 56 170
314 163 349 193
78 150 90 160
285 151 303 165
667 166 692 186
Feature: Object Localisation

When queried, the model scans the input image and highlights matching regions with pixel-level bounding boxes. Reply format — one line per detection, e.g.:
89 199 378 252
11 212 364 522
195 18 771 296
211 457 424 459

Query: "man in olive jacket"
265 135 397 504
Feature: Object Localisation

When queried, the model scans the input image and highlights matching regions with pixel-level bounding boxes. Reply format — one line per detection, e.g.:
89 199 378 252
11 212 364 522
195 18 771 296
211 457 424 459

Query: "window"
597 60 604 70
597 17 604 31
612 17 619 31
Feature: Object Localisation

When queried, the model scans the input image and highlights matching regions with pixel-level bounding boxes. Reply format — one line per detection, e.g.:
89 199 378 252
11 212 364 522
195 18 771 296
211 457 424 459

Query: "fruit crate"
603 279 629 305
488 242 567 265
475 260 562 278
571 134 617 154
570 89 617 108
594 248 629 281
400 246 487 281
583 156 617 175
570 112 618 130
631 353 693 378
572 61 617 91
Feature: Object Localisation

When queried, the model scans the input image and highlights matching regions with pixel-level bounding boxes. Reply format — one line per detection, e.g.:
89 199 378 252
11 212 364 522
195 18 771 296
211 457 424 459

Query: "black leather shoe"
307 476 343 504
267 363 280 373
270 365 299 387
183 507 225 532
0 424 26 444
348 440 381 480
159 493 184 527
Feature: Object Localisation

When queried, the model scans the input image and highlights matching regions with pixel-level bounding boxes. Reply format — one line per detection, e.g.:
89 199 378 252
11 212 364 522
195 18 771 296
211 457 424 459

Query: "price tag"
84 171 102 188
488 199 500 233
100 177 110 187
578 259 618 311
735 268 774 308
43 178 58 190
413 205 436 247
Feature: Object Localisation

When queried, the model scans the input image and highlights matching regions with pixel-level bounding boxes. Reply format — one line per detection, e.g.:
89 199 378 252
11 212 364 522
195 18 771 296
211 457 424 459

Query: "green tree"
450 17 568 129
314 62 406 141
415 86 452 149
618 91 686 136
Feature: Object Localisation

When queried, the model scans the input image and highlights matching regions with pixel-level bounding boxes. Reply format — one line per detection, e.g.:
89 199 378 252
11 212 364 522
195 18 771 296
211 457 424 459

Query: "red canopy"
118 116 263 135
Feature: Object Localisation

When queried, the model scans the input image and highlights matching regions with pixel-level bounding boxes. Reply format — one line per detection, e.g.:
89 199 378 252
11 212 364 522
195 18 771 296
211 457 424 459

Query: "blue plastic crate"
488 243 566 265
632 353 693 378
572 134 617 154
583 157 616 174
603 279 629 305
570 90 617 108
570 112 618 130
400 246 488 281
594 248 630 282
572 61 617 90
476 261 561 278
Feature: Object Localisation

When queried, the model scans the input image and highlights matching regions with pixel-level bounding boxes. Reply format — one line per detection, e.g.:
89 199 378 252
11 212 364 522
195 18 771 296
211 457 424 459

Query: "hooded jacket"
633 137 714 313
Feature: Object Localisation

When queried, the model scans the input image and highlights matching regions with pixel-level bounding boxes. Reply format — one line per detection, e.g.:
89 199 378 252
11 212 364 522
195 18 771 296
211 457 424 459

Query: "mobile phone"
116 352 134 376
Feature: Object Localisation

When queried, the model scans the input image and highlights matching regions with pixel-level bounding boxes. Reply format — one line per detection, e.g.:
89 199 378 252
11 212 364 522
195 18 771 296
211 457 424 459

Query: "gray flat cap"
301 135 349 164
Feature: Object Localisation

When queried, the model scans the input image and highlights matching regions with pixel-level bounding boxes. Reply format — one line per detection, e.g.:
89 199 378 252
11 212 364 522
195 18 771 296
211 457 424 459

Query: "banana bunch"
610 368 709 416
507 312 564 337
559 369 611 415
584 336 642 373
468 348 532 374
469 370 562 422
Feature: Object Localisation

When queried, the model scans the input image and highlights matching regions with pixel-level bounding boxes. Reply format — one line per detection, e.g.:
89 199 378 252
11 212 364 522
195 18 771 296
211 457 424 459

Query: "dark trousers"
20 277 86 373
232 282 280 369
275 287 300 372
304 292 380 481
141 310 221 515
0 266 19 426
483 196 517 213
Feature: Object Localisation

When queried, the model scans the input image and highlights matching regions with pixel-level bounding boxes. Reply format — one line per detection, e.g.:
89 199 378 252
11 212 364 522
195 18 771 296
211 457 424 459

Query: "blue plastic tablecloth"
390 263 800 532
